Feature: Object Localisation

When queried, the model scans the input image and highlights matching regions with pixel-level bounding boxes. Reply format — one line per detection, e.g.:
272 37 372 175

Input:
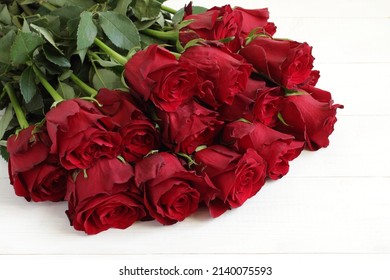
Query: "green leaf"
43 44 71 68
64 0 95 9
0 146 9 162
0 4 12 25
0 30 16 64
77 11 97 50
99 11 140 50
57 82 75 99
30 23 63 54
0 103 13 140
172 6 207 25
10 32 44 65
114 0 133 15
92 68 123 90
20 66 36 103
25 92 44 113
22 19 31 33
130 0 161 21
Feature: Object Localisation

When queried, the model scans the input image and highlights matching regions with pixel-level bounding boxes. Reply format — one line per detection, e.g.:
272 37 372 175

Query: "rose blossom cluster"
6 4 342 234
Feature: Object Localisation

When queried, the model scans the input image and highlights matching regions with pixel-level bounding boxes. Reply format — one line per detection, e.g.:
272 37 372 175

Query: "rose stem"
141 29 178 41
161 5 177 14
32 65 63 102
69 74 98 97
4 83 29 129
93 38 127 66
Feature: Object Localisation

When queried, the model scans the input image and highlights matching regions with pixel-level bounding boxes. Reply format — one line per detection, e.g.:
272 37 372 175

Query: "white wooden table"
1 0 389 255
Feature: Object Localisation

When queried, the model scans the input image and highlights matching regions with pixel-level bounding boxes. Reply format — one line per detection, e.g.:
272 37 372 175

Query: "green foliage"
20 66 36 103
0 104 13 140
130 0 162 21
92 68 123 90
99 11 140 50
10 32 44 65
77 11 97 50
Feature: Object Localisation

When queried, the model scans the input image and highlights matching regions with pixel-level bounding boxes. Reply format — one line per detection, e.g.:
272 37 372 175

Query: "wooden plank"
1 177 389 254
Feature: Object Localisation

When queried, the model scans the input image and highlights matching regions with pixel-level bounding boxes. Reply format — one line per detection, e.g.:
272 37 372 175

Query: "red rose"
120 119 160 163
253 87 283 127
7 125 50 172
96 88 146 126
66 158 145 235
222 121 304 179
7 125 68 202
180 44 252 109
233 7 276 38
194 145 267 218
124 44 196 112
157 100 223 154
46 99 122 170
180 4 276 52
135 152 217 225
277 89 343 151
218 77 267 121
240 37 314 89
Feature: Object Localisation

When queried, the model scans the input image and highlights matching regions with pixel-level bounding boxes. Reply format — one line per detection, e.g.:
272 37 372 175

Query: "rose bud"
120 119 160 163
124 44 196 112
135 152 218 225
222 121 304 179
240 37 314 89
194 145 267 218
277 89 344 151
7 125 68 202
45 99 122 170
180 44 252 109
96 88 146 126
157 100 224 154
66 158 145 235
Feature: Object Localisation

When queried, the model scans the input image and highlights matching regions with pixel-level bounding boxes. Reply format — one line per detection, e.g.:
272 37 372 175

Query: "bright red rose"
46 99 122 170
194 145 267 218
120 119 160 163
7 125 68 202
277 89 343 151
124 44 196 112
66 158 145 235
222 121 304 179
157 100 224 154
253 87 283 127
180 44 252 109
96 88 146 126
233 7 276 38
135 152 217 225
240 37 314 89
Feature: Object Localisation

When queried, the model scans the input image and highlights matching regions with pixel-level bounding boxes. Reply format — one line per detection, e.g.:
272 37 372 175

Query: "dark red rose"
9 155 68 202
7 125 68 202
180 4 276 52
124 44 196 112
253 87 283 127
96 88 146 126
277 89 343 151
120 119 160 163
46 99 122 170
66 158 145 235
7 125 50 172
240 37 314 89
218 77 267 121
180 5 242 52
157 100 224 154
180 44 252 109
222 121 304 179
194 145 267 218
135 152 217 225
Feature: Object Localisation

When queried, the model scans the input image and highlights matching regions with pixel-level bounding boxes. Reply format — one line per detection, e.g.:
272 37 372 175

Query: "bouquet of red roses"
0 1 342 234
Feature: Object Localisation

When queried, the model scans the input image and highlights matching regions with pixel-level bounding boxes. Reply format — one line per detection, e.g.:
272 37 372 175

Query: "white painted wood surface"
1 0 389 254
